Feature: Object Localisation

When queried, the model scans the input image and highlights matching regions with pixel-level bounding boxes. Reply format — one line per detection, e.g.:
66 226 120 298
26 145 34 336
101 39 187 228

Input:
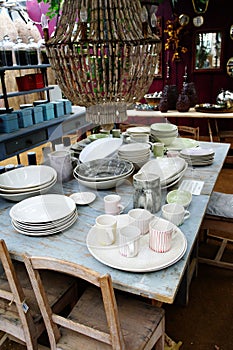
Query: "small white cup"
119 225 141 258
149 217 174 253
95 214 117 246
128 208 153 235
104 194 124 215
162 203 190 226
152 142 164 157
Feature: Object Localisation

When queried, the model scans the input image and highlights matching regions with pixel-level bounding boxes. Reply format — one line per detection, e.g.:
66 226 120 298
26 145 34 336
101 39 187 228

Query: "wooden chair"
24 255 165 350
178 126 200 140
199 192 233 270
0 239 78 349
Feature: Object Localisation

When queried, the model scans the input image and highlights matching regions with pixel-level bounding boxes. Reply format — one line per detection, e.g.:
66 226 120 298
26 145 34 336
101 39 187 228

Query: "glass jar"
2 35 14 66
27 36 39 65
14 37 28 66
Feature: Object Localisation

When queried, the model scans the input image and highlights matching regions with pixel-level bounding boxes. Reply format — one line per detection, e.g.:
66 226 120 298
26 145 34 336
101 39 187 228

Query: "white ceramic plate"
180 147 215 157
167 138 199 151
11 211 78 236
79 138 123 163
10 194 76 223
70 192 96 205
139 157 187 184
0 165 56 189
86 215 187 272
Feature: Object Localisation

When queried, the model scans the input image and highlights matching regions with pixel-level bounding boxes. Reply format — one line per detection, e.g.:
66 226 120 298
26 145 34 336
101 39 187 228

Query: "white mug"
119 225 141 258
128 208 153 235
95 214 117 246
149 217 174 253
162 203 190 226
104 194 124 215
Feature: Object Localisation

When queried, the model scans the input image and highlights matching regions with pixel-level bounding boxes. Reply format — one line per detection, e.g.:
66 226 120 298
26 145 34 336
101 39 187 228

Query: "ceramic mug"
162 203 190 226
128 208 153 235
119 225 141 258
95 214 117 246
149 217 174 253
112 129 121 138
152 142 164 157
104 194 124 215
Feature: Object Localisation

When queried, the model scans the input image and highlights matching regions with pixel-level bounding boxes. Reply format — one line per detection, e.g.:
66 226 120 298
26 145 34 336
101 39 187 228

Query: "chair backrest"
0 239 37 350
178 125 200 140
24 255 125 349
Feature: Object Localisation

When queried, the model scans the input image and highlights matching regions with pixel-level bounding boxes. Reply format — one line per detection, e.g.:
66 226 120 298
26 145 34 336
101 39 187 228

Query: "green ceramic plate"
166 189 192 208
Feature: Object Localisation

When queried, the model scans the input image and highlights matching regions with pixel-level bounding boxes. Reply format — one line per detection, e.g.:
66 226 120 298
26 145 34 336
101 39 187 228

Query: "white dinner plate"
10 194 76 223
167 138 199 151
0 165 56 189
11 211 78 236
79 138 123 163
69 192 96 205
86 216 187 272
180 147 215 157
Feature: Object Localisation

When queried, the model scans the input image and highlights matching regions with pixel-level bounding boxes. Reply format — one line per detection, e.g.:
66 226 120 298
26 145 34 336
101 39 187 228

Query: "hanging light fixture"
43 0 161 124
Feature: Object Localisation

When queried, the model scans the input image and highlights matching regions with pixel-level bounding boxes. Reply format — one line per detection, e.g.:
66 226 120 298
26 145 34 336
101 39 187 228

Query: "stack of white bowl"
150 123 178 146
126 126 150 143
0 165 57 202
118 143 151 169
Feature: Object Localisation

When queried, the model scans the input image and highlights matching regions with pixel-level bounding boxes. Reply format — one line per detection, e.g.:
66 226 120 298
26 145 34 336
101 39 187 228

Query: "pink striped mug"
149 217 174 253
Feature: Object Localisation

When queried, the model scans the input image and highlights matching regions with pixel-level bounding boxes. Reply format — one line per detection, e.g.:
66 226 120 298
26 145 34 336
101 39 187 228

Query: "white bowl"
150 123 178 133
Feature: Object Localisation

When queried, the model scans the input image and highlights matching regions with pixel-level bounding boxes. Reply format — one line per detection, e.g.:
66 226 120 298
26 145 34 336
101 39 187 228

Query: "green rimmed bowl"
87 133 109 142
166 189 192 208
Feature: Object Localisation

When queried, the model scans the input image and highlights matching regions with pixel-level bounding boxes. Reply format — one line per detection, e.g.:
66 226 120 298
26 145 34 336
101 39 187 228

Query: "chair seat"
56 287 165 350
199 192 233 270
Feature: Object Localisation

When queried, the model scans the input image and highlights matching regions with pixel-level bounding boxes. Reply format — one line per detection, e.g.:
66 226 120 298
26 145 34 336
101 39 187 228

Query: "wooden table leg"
207 118 213 142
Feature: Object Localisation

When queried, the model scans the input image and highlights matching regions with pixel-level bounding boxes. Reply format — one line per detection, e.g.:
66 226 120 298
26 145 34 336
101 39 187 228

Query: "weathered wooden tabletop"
0 141 230 304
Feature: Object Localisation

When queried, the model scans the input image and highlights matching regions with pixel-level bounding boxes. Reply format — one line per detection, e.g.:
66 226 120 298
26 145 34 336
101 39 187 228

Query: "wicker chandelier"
45 0 161 124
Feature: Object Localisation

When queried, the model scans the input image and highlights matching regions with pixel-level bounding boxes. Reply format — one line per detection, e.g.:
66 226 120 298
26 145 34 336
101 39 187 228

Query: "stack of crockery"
118 143 151 169
126 126 151 143
0 165 57 202
10 194 77 236
150 123 178 146
179 147 215 165
73 158 134 189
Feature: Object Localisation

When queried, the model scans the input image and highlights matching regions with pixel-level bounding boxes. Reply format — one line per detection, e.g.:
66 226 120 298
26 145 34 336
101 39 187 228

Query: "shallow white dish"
86 215 187 272
127 126 150 134
139 157 187 185
10 194 76 223
79 138 123 163
180 147 214 157
167 138 199 151
0 165 56 189
70 192 96 205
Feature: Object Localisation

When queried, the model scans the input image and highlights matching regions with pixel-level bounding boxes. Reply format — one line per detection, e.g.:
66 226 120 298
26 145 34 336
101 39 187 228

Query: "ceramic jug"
48 150 77 183
133 172 161 213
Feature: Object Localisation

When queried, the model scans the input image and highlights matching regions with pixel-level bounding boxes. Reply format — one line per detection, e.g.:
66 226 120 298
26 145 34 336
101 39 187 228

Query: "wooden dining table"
0 140 230 306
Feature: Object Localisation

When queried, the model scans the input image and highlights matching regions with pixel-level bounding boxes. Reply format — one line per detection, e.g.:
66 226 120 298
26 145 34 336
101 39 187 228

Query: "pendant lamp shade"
45 0 161 124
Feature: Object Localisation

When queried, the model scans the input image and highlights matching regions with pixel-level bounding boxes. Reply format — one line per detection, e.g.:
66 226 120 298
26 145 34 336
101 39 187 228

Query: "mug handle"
118 204 124 214
184 210 190 221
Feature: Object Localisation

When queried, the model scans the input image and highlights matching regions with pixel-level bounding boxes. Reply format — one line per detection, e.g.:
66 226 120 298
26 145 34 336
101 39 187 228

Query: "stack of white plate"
0 165 57 202
179 148 215 166
126 126 150 143
139 157 188 189
150 123 178 146
118 143 151 169
73 158 134 189
10 194 77 236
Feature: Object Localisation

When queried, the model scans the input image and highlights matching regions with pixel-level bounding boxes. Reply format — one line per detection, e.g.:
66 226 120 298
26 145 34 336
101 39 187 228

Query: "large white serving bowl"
150 123 178 146
153 134 178 146
0 165 56 190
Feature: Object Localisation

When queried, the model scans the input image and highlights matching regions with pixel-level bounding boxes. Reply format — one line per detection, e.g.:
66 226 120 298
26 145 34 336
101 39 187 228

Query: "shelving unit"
0 64 52 111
